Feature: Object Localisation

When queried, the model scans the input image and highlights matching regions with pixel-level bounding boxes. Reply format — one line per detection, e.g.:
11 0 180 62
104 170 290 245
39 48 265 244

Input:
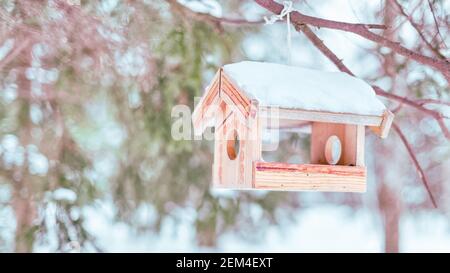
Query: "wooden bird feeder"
193 61 394 192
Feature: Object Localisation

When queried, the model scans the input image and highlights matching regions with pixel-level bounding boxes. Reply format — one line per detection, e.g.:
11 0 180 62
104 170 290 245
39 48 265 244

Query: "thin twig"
391 0 445 59
254 0 450 83
167 0 386 29
416 99 450 107
293 22 450 140
167 0 263 33
427 0 447 49
392 123 437 208
268 8 445 207
0 38 31 71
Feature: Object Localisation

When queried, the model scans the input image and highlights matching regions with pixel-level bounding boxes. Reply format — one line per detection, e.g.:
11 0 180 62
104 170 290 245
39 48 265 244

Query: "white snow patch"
53 188 77 203
223 61 386 116
0 38 14 61
177 0 222 17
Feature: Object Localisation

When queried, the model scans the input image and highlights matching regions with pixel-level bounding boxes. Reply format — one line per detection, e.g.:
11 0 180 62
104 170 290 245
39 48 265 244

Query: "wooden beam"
370 110 394 138
355 125 365 166
220 71 251 118
253 161 366 192
192 69 221 135
259 106 383 127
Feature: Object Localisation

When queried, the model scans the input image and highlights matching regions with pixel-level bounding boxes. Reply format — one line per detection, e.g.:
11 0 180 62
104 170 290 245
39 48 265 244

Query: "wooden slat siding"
221 72 251 108
215 105 260 189
239 120 245 185
259 106 383 127
219 118 225 185
216 101 228 186
220 72 251 118
193 70 220 117
212 128 221 186
253 162 366 192
220 92 250 128
192 70 221 134
194 95 221 136
221 84 250 119
217 111 236 188
253 105 262 188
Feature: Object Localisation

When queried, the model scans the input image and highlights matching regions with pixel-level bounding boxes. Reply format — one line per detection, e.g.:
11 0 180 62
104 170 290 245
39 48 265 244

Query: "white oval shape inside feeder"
325 135 342 165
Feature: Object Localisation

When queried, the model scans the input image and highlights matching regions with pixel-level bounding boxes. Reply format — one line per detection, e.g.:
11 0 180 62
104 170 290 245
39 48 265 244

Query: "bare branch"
255 1 444 207
254 0 450 82
167 0 263 32
372 86 450 137
392 123 437 208
167 0 385 30
296 24 354 75
427 0 447 49
294 22 450 140
416 99 450 107
0 38 31 71
391 0 445 59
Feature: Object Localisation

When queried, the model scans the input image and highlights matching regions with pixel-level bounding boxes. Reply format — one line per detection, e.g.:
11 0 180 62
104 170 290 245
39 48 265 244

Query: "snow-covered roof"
222 61 386 116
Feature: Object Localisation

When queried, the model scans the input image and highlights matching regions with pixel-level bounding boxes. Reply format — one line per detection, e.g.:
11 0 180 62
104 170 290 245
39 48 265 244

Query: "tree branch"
167 0 263 32
167 0 386 30
371 86 450 138
391 0 445 59
416 99 450 107
296 24 354 75
427 0 447 49
254 0 450 82
294 23 450 140
392 123 437 208
267 5 445 207
0 37 31 71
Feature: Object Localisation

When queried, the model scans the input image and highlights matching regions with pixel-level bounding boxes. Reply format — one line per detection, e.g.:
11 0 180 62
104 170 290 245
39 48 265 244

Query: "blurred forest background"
0 0 449 252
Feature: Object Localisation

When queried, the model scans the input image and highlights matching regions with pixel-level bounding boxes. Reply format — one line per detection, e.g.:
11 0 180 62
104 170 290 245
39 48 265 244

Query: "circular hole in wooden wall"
227 130 240 160
324 135 342 165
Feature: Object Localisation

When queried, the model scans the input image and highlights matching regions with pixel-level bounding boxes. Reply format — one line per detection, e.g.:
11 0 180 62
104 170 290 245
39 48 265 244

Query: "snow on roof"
222 61 386 116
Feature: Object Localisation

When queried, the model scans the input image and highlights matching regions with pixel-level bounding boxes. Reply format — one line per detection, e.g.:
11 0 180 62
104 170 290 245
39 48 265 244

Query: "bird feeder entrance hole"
192 62 394 193
227 130 240 160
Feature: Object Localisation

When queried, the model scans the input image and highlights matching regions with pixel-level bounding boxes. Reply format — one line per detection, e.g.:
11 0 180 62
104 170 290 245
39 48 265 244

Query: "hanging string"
264 1 294 65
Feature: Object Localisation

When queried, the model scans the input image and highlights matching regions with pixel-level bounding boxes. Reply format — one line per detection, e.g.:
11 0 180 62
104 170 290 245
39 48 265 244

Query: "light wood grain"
370 110 394 138
259 106 383 127
221 72 251 118
253 162 366 192
192 69 221 135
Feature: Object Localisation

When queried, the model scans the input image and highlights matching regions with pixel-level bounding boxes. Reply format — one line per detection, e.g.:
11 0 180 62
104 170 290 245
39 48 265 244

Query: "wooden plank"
220 72 251 118
311 122 365 167
370 110 394 138
212 100 261 189
220 92 250 127
342 125 356 166
221 72 251 106
342 124 365 166
259 106 383 127
355 125 365 166
310 122 345 165
253 162 366 192
216 112 240 188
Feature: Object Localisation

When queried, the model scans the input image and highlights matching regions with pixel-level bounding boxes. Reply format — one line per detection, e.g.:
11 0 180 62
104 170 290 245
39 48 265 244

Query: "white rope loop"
264 1 294 64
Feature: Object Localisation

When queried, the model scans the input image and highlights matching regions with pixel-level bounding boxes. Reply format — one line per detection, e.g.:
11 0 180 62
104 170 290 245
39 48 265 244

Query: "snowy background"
0 0 449 252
